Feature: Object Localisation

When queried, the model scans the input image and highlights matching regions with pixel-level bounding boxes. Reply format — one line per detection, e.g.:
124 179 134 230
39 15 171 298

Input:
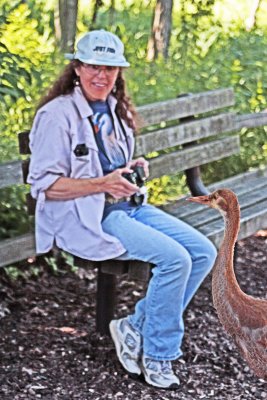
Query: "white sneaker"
141 355 180 389
109 318 142 377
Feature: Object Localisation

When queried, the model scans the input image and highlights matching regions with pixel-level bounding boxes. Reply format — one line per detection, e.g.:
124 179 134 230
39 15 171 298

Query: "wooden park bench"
0 87 267 334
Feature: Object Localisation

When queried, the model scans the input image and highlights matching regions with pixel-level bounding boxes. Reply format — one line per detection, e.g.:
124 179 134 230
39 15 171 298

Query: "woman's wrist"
45 176 107 200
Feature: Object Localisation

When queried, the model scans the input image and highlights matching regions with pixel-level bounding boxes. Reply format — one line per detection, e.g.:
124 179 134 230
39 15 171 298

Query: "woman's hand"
102 167 139 199
127 157 149 178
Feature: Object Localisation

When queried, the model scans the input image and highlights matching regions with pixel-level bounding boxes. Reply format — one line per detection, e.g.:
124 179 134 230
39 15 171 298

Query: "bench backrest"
0 87 248 267
135 88 238 180
16 87 239 208
1 87 238 187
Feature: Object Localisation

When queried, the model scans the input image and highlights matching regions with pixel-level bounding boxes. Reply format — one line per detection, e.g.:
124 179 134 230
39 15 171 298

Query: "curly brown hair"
37 60 138 131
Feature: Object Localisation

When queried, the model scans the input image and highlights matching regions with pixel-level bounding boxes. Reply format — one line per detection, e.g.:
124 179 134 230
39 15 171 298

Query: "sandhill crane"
188 189 267 379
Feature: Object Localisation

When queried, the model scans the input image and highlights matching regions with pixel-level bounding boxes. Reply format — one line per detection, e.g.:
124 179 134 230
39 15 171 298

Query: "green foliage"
147 173 188 205
0 1 62 162
44 256 58 274
3 250 77 280
0 186 30 239
177 0 219 60
45 252 78 275
0 2 33 113
4 263 40 280
0 0 63 239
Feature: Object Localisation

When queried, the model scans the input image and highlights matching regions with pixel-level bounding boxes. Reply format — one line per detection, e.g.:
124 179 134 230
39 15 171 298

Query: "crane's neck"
223 204 240 246
213 203 240 280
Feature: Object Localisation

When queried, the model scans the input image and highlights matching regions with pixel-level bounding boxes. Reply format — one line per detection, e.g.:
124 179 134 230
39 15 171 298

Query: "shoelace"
161 361 172 374
145 358 172 374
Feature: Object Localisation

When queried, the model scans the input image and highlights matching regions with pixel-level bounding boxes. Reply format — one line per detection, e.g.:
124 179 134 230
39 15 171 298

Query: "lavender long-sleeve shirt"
27 87 135 260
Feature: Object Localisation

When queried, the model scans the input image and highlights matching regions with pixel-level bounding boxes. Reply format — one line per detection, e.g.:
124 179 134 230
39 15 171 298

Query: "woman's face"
75 64 120 101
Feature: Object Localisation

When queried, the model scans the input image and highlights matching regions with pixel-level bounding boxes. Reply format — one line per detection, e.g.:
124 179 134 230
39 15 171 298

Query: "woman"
28 29 217 390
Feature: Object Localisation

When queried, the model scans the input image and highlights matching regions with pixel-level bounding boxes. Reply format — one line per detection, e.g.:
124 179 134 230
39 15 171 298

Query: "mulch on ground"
0 232 266 400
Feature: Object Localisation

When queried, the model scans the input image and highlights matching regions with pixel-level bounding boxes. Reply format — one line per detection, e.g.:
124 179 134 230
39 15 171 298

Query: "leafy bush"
0 1 63 161
0 1 62 238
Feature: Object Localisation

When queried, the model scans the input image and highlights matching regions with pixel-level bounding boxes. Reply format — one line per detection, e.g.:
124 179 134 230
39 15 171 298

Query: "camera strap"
114 108 131 159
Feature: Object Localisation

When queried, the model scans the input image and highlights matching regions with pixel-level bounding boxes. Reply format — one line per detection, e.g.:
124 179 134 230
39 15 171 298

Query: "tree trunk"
109 0 115 25
147 0 173 61
58 0 79 53
245 0 262 31
91 0 104 27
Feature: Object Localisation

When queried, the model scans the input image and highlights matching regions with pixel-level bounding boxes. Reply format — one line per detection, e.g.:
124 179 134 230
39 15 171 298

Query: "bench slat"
0 233 35 268
134 112 236 156
149 136 240 179
236 112 267 129
184 184 267 229
163 169 267 219
1 195 265 267
209 167 267 190
189 198 267 248
0 160 23 189
0 133 239 190
0 232 152 281
161 166 267 250
137 88 235 127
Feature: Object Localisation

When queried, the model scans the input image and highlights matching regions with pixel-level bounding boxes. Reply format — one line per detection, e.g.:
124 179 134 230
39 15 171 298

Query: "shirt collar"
72 86 118 118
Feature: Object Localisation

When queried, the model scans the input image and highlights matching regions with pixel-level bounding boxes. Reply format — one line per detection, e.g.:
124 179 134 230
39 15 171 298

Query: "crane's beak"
187 194 211 205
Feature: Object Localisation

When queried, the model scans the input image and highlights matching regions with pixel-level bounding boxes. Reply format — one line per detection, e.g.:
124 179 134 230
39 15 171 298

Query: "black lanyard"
88 116 112 164
114 109 131 158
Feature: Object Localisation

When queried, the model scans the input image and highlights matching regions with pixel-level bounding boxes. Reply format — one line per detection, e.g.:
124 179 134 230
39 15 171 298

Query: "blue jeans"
102 204 217 361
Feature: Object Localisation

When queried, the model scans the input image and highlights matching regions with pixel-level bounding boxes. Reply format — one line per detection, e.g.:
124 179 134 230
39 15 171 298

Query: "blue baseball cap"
65 29 130 67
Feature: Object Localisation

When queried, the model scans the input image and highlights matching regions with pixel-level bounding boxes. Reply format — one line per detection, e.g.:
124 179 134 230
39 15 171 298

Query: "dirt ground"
0 232 266 400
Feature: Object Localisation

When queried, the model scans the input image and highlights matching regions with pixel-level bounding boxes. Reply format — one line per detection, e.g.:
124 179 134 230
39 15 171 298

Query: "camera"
122 165 147 206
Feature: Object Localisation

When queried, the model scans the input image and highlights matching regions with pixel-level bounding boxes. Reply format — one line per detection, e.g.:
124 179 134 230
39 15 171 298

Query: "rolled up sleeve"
27 110 71 199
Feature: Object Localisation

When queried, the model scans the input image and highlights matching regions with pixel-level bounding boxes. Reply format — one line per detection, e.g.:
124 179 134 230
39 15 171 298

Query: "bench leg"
96 267 117 335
